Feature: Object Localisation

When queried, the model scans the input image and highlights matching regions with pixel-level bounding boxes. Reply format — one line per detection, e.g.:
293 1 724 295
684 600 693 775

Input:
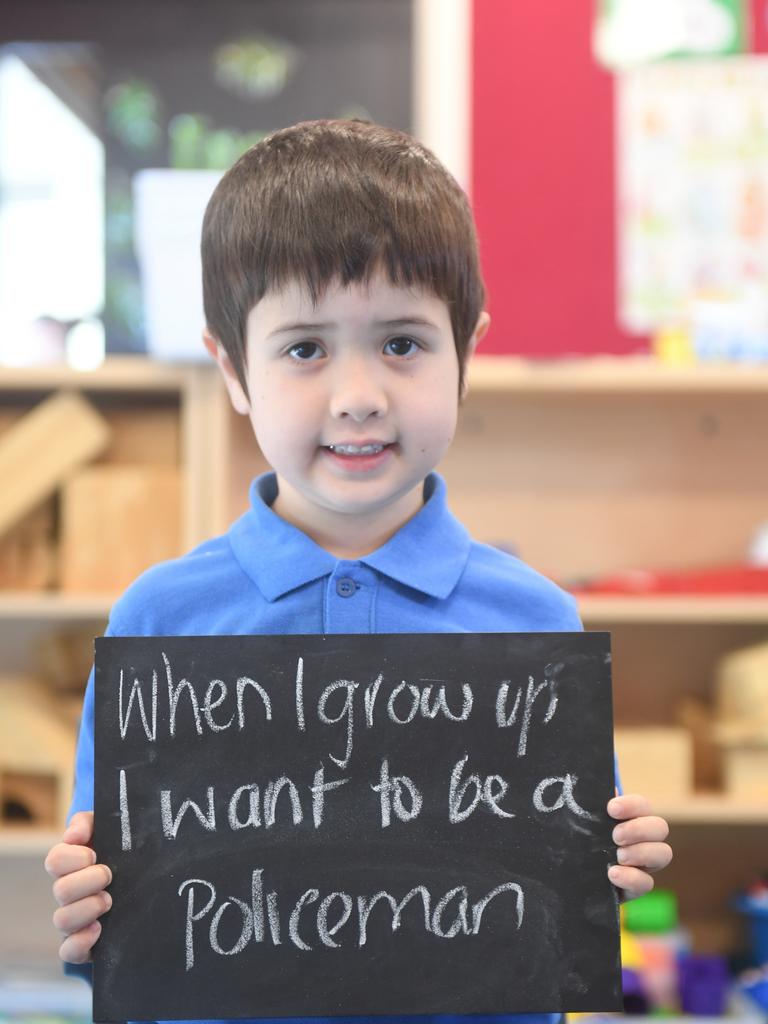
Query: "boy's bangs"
257 231 460 311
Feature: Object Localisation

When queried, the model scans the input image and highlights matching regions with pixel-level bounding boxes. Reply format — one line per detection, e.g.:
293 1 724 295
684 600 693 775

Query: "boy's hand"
607 793 672 901
44 811 112 963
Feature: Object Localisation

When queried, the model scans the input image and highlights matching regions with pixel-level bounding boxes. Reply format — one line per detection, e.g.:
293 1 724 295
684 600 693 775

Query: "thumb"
62 810 94 845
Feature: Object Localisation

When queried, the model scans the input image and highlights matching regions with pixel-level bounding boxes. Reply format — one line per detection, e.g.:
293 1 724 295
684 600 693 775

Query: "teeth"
329 443 385 455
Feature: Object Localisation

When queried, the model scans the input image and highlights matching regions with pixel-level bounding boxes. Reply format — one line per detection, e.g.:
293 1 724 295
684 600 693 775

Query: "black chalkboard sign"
93 632 621 1021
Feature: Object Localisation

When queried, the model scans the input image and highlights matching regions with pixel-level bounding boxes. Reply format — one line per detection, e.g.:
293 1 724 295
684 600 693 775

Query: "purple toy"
621 967 649 1015
678 954 729 1016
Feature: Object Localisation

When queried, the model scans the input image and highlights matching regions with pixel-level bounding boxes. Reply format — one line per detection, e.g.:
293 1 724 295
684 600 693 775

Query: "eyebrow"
266 317 440 339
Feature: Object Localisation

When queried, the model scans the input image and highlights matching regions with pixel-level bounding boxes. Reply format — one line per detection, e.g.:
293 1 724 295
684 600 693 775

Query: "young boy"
45 119 672 1021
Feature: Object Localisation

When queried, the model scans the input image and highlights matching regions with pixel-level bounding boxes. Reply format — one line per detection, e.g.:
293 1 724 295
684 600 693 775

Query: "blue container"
735 894 768 966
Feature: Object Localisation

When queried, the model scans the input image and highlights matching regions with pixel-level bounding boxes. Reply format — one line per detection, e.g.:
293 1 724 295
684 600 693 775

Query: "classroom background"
0 0 767 1020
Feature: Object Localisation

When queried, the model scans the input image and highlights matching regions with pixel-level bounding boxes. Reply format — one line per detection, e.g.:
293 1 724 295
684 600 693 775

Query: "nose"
329 357 388 423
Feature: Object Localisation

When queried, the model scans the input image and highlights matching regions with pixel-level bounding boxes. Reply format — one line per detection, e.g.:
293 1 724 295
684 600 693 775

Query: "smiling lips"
322 441 394 471
326 442 388 455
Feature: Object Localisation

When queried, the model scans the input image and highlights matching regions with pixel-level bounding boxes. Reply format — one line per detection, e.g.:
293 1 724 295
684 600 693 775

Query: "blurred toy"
623 888 679 934
740 965 768 1014
620 966 649 1015
735 875 768 967
621 890 691 1013
679 953 729 1016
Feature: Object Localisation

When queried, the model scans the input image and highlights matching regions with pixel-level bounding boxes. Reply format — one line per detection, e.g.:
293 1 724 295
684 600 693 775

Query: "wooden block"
98 405 180 466
0 391 111 538
0 499 56 590
36 626 99 693
716 641 768 726
0 770 57 827
720 744 768 801
60 465 182 592
614 726 693 801
678 697 722 790
0 676 76 827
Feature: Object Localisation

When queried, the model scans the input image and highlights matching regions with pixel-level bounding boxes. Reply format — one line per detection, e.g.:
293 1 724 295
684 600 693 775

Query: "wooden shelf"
0 592 113 620
0 357 201 393
468 355 768 393
2 591 767 626
0 829 62 857
577 594 768 624
4 354 768 395
655 794 768 825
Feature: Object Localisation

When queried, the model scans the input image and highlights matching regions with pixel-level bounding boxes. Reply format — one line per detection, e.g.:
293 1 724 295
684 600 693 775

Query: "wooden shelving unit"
1 354 766 960
0 592 115 620
579 595 768 625
467 355 768 394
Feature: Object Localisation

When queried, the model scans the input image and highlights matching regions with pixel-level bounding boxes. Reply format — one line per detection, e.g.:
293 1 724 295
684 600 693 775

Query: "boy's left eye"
383 336 419 357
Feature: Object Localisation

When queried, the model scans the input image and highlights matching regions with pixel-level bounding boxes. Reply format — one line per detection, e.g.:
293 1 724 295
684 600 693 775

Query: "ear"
460 310 491 399
203 330 250 415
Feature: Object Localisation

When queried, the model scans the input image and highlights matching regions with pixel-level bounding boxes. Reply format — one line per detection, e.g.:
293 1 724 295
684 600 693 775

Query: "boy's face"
208 271 488 552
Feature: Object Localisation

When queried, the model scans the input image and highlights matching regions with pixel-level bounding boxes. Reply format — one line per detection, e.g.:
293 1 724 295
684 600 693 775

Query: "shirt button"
336 577 357 598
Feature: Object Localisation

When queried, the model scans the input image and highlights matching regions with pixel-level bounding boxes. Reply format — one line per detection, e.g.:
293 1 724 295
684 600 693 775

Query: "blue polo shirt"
67 471 584 1024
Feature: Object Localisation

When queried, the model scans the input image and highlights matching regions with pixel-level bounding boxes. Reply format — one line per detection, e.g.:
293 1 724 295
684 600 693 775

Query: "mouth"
321 441 395 472
325 442 391 455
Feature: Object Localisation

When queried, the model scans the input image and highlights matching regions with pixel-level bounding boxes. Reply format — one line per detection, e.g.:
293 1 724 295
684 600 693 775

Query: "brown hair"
201 119 485 395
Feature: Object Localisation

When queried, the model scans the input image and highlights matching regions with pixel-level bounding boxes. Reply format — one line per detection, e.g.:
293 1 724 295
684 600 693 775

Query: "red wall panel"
750 0 768 49
470 0 645 357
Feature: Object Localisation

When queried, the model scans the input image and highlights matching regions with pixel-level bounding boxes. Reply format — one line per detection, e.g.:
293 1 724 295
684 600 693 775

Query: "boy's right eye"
287 341 324 361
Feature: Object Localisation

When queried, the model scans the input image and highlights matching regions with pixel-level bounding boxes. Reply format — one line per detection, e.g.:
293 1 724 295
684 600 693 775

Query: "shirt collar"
228 472 471 602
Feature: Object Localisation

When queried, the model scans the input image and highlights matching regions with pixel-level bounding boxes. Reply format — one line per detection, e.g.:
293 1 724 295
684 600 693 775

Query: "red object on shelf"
570 565 768 596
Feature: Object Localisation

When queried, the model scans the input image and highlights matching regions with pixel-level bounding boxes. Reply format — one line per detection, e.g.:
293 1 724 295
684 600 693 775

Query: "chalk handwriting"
532 774 597 819
495 676 559 755
448 755 516 823
370 758 423 827
178 869 525 969
154 766 350 839
117 654 272 742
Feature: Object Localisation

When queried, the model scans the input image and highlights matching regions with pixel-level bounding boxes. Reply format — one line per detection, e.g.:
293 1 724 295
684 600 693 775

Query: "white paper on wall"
133 169 223 360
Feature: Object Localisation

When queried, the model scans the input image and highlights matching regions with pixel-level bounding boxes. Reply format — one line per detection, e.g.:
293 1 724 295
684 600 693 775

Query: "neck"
271 480 424 559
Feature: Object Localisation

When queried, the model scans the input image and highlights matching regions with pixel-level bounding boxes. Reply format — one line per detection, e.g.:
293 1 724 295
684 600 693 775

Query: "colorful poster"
617 57 768 334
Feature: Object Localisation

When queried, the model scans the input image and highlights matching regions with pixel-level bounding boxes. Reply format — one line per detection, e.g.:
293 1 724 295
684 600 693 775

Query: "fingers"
62 811 94 846
53 889 112 935
615 841 673 872
58 921 102 964
606 794 673 903
608 864 655 900
45 842 97 879
612 815 670 847
45 812 96 880
607 794 653 820
45 811 108 966
52 863 112 906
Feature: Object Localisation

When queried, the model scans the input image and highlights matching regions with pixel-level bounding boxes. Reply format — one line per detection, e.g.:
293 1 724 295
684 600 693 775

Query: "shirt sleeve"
68 662 95 822
68 623 118 821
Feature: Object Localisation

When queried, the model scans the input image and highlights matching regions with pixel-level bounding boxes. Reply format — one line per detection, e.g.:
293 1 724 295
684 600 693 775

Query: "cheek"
411 398 458 452
249 389 312 458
